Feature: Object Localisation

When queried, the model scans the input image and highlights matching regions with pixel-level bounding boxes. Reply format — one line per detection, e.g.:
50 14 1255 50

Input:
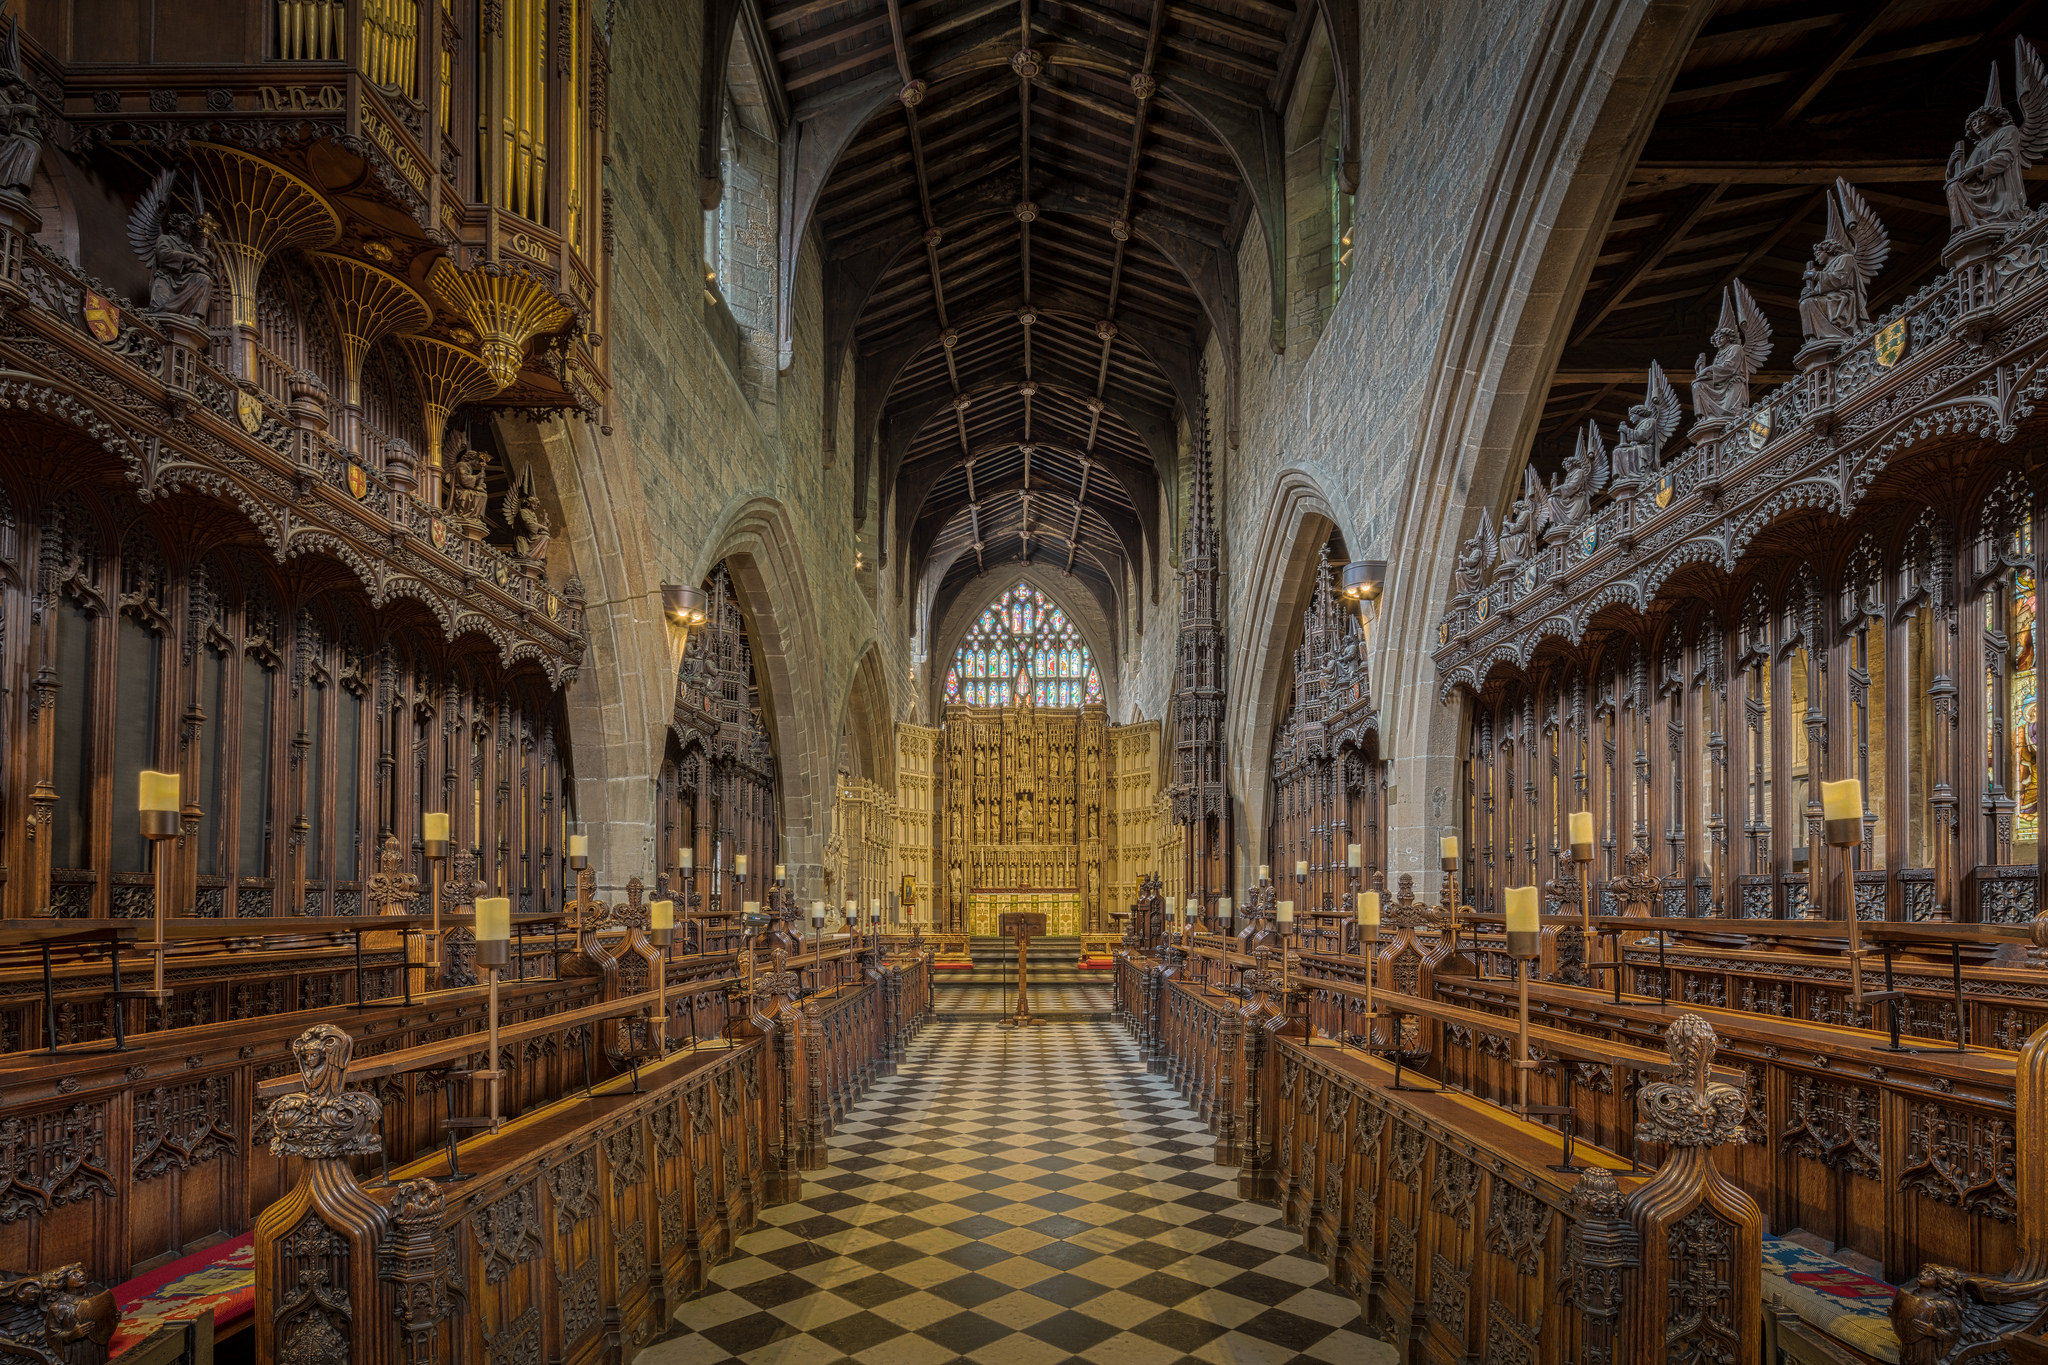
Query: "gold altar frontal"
968 890 1081 936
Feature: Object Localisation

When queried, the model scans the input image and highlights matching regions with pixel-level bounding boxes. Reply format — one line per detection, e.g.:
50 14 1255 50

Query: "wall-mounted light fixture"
662 584 708 627
1340 560 1387 603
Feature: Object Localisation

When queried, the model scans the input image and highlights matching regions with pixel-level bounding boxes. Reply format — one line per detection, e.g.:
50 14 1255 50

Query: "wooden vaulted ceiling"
1534 0 2040 473
757 0 1308 625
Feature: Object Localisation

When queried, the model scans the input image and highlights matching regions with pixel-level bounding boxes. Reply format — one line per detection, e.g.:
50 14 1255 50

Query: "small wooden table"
999 911 1048 1027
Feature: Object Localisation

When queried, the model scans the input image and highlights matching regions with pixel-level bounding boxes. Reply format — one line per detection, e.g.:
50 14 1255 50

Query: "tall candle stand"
650 899 675 1050
473 900 510 1135
424 822 449 971
1438 861 1462 958
1346 859 1362 954
138 773 182 1001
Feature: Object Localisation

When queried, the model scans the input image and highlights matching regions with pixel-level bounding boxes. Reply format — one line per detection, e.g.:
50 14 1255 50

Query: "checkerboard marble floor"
931 982 1113 1017
636 1020 1395 1365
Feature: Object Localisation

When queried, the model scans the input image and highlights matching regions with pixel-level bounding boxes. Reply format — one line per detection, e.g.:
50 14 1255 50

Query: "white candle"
475 897 511 942
139 770 180 812
1277 900 1294 925
1823 778 1863 822
567 834 588 859
1347 844 1362 869
1356 892 1380 927
422 811 449 842
650 899 674 930
1294 860 1308 878
1218 898 1233 921
735 855 748 878
1258 864 1270 881
679 848 694 871
1504 886 1539 935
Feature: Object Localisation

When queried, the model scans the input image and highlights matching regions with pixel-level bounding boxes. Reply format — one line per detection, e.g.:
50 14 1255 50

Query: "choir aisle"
637 1021 1395 1365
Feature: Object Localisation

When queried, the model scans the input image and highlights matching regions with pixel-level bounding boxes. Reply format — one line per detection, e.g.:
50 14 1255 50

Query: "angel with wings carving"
1548 420 1608 527
1611 361 1681 484
1800 178 1889 344
1497 483 1537 567
1691 280 1771 424
127 168 215 317
1453 508 1495 599
501 462 552 561
1947 39 2048 233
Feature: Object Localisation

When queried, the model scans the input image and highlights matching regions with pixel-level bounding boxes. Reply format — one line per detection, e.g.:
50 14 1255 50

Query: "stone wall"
1211 0 1709 879
524 0 914 901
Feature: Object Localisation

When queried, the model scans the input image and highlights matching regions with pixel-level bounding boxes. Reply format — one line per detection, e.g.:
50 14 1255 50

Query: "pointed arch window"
944 582 1101 708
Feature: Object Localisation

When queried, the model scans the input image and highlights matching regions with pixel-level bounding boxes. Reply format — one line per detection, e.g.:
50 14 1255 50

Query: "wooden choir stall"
1114 80 2048 1359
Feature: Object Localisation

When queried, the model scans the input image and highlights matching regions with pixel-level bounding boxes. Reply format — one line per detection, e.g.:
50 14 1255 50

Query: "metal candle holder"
139 802 180 1001
475 933 508 1132
424 833 448 969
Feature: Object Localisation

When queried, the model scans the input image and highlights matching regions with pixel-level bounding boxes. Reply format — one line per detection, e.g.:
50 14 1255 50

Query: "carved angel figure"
444 430 491 528
1452 508 1496 598
1800 178 1890 344
127 169 215 317
1495 493 1535 568
0 23 41 194
1633 1013 1748 1148
501 461 552 561
1548 421 1608 528
266 1023 382 1159
1690 280 1772 424
1610 361 1681 485
1946 41 2048 234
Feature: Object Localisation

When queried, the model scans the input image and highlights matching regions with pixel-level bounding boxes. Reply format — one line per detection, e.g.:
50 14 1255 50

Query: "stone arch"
702 496 834 891
837 642 898 789
1366 0 1716 870
1225 468 1339 869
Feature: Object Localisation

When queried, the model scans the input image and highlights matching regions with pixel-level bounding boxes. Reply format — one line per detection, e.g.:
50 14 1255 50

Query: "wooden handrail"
254 991 671 1098
1175 971 1677 1075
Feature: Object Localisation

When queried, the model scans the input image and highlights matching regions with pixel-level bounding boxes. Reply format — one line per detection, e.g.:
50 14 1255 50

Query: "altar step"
933 936 1102 989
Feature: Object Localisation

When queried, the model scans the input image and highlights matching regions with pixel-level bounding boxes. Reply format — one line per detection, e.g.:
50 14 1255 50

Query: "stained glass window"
944 582 1102 708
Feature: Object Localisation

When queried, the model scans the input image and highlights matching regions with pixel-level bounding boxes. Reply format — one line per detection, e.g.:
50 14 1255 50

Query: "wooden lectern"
998 911 1048 1027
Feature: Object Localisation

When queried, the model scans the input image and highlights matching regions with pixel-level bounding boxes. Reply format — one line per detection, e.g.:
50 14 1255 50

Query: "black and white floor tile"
931 982 1113 1018
636 1020 1395 1365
